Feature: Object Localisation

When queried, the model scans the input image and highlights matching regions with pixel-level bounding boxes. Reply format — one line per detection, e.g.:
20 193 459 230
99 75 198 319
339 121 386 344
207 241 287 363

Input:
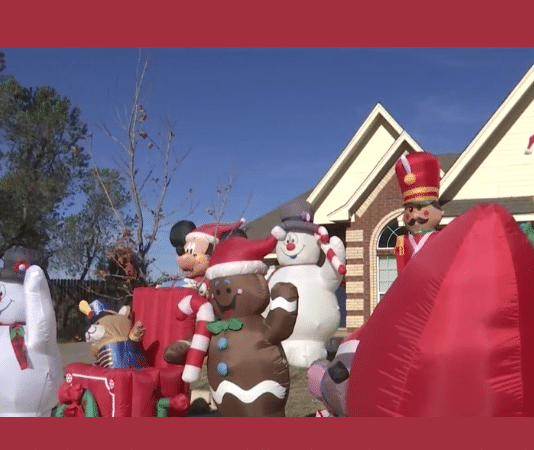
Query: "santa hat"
395 151 440 204
185 219 245 245
206 234 278 280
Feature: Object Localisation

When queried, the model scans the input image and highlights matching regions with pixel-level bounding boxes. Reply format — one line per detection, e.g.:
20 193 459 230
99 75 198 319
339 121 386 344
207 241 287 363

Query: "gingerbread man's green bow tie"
207 318 243 335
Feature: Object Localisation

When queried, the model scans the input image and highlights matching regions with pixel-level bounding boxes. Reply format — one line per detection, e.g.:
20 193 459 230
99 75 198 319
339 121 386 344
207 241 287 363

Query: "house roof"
438 152 460 172
307 105 431 224
245 189 312 240
439 63 534 203
247 62 534 242
245 147 459 240
306 104 403 210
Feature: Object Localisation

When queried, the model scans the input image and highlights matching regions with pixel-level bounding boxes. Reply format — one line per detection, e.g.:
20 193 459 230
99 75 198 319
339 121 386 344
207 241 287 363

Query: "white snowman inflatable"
266 199 346 368
0 246 63 416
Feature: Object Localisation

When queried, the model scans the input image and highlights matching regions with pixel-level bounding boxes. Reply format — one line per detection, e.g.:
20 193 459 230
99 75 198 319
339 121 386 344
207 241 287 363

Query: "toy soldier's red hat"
395 151 440 205
206 235 277 279
186 219 245 245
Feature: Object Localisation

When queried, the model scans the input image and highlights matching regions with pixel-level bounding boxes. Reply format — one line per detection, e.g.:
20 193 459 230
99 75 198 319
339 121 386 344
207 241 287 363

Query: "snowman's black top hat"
277 198 316 235
0 246 44 284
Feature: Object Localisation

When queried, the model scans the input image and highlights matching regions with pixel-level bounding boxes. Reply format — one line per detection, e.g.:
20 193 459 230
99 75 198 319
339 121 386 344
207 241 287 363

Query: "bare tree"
99 52 191 287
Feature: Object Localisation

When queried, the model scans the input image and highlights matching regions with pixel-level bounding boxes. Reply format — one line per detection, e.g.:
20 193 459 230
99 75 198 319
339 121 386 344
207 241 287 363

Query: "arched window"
377 218 406 249
376 218 407 302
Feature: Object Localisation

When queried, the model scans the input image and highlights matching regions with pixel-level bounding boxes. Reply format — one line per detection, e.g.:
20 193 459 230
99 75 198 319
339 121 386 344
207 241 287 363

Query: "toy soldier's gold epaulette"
395 235 405 256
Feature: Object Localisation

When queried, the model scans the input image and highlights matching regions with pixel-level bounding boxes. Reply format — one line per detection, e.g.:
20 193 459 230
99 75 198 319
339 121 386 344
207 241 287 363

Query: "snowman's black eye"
0 284 5 298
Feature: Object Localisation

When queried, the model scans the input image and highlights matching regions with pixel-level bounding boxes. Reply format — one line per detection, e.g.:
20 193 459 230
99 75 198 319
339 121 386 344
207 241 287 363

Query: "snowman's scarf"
0 321 29 370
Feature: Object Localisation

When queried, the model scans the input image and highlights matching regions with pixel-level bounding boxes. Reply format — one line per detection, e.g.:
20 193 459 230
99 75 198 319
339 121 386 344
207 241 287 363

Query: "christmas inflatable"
163 219 244 372
204 233 299 416
0 246 63 416
346 203 534 417
57 287 195 417
394 151 444 274
307 327 362 417
79 299 149 369
267 199 346 367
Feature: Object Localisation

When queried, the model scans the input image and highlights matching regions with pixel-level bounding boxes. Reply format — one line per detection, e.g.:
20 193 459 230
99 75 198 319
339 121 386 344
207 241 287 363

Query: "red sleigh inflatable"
56 287 196 417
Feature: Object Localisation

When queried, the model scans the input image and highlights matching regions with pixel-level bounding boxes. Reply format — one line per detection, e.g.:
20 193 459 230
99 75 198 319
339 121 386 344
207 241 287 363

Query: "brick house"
246 62 534 337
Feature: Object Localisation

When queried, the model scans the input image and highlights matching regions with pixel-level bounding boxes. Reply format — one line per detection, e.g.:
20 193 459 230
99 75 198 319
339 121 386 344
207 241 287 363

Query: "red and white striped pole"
176 294 215 383
314 226 346 275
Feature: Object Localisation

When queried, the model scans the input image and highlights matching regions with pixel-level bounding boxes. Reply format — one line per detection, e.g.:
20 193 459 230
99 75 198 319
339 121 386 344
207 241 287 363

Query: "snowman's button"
217 362 229 377
216 337 228 350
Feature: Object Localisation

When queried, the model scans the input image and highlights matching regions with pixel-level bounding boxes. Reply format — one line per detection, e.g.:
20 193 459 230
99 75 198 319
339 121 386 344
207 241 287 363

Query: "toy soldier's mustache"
407 217 429 226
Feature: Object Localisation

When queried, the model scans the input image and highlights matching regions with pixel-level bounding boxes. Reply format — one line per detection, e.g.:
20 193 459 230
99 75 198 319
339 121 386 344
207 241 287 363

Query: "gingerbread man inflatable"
205 234 298 416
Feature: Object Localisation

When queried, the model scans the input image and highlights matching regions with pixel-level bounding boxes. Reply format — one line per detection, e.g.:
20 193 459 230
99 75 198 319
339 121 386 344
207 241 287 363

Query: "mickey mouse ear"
170 220 196 247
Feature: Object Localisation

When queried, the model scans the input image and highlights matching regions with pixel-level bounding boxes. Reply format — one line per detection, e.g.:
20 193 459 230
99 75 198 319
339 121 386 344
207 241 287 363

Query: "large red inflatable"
347 203 534 417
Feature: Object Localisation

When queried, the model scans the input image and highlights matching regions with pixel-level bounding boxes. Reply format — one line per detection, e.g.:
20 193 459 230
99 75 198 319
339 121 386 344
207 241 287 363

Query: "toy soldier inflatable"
394 151 444 274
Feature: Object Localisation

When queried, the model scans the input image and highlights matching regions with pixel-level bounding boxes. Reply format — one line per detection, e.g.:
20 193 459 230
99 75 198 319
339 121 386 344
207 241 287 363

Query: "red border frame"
2 0 531 46
7 417 534 449
4 1 533 447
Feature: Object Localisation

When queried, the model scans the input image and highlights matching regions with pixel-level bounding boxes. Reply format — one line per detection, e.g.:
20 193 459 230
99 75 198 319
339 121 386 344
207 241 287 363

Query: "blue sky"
2 47 534 278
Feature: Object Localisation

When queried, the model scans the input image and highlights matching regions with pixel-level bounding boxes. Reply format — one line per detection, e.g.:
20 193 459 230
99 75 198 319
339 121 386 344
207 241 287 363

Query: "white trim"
441 213 534 225
336 339 359 355
182 365 201 383
197 302 215 322
186 232 218 244
177 295 193 315
206 260 267 279
190 334 210 351
68 372 116 417
408 232 434 255
210 380 286 405
270 297 297 313
514 214 534 222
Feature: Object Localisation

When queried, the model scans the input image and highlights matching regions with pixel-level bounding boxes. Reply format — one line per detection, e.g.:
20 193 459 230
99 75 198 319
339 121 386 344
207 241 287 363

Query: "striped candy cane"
314 226 347 275
176 293 215 383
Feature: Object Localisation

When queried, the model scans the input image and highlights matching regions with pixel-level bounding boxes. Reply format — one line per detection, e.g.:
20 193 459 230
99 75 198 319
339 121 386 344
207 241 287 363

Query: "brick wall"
344 168 404 332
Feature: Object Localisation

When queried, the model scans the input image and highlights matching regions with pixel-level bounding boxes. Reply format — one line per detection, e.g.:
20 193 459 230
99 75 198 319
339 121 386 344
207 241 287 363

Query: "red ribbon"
0 322 29 370
58 383 85 417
